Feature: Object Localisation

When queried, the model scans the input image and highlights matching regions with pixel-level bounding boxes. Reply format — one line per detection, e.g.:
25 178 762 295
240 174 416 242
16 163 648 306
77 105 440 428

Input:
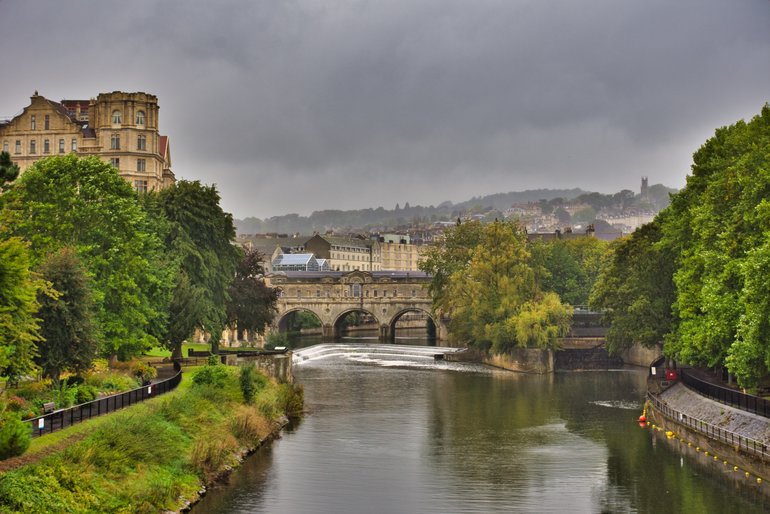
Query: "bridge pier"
379 324 394 343
322 324 336 340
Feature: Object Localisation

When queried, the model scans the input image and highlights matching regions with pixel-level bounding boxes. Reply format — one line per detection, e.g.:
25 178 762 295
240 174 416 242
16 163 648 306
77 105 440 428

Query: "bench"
42 402 56 414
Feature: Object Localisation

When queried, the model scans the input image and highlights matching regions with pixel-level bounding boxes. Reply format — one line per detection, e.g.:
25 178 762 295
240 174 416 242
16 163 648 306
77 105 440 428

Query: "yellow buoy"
714 456 718 461
758 478 763 484
735 466 740 472
704 451 709 456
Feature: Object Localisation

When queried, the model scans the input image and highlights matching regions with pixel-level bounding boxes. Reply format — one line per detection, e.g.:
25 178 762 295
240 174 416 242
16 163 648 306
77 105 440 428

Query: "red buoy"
638 414 646 422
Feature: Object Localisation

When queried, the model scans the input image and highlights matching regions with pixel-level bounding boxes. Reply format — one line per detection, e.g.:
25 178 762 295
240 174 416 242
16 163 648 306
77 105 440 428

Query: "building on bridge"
1 91 175 192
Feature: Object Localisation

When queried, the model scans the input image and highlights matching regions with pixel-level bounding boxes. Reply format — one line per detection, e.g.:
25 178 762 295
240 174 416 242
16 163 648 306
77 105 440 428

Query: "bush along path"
0 360 303 513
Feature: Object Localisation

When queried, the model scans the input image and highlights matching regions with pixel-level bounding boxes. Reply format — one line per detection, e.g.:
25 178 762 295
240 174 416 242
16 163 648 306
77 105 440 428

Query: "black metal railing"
680 369 770 418
647 392 770 461
26 362 182 438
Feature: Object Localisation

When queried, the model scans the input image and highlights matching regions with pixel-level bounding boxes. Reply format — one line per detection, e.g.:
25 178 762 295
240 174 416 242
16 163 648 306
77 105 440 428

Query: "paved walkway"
660 382 770 444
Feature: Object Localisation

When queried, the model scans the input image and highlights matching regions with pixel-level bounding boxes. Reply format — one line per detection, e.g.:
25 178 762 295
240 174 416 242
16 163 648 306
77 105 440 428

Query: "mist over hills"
235 186 674 235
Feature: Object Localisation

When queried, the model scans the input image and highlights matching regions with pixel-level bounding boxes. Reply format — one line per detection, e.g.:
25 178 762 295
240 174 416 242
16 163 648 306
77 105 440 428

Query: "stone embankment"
649 381 770 486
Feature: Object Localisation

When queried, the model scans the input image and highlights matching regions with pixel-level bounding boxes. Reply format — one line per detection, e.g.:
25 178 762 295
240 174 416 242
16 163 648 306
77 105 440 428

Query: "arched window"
136 110 145 125
112 110 122 124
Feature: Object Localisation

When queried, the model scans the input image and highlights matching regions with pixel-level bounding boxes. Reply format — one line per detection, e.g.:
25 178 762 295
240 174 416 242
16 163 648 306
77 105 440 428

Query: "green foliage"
192 362 230 387
0 238 44 382
227 247 278 339
0 151 20 191
530 237 608 306
131 362 158 384
36 248 98 383
590 221 675 354
53 380 78 409
75 384 98 404
0 412 31 460
265 332 289 350
148 180 242 357
239 362 262 404
0 155 173 360
424 220 572 351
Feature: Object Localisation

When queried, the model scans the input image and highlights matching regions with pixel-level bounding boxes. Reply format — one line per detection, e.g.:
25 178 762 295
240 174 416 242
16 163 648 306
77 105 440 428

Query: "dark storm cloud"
1 0 769 218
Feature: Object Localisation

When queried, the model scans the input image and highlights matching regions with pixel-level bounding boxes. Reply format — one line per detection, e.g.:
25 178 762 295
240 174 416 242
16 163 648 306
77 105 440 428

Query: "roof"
159 135 168 157
310 235 371 249
273 253 316 266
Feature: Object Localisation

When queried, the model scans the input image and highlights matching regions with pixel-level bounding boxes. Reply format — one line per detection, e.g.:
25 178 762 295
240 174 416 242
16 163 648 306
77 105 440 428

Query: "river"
194 337 769 513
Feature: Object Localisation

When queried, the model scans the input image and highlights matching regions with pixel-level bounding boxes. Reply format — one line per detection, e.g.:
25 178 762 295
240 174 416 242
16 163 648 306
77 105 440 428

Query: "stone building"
0 91 175 192
304 234 382 272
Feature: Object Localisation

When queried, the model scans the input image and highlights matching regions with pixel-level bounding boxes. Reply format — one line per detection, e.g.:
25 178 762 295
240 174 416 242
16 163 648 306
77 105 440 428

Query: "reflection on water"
195 338 769 514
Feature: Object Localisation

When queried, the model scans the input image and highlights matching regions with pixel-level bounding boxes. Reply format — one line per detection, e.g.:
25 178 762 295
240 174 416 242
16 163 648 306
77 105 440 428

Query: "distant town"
238 177 676 273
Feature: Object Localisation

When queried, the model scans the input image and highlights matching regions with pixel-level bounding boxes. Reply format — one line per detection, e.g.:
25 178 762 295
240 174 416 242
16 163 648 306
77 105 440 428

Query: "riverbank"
0 365 303 513
648 381 770 487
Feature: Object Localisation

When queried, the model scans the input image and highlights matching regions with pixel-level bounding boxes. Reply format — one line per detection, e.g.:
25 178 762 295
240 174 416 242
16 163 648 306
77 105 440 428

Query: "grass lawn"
143 342 211 359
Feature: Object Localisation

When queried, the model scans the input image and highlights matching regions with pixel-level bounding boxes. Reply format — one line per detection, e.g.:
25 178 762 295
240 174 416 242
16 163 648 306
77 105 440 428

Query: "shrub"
4 395 29 413
264 332 288 350
53 381 78 409
75 384 98 404
192 363 229 388
131 362 158 384
240 363 256 404
0 413 31 460
278 383 305 416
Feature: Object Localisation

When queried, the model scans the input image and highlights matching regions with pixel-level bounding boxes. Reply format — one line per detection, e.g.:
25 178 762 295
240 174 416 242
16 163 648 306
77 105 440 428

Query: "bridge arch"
332 308 381 338
276 308 325 334
387 307 438 342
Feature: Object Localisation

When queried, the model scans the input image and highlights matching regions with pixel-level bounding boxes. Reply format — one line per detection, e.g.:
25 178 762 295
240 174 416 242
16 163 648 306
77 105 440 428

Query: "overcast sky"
1 0 769 219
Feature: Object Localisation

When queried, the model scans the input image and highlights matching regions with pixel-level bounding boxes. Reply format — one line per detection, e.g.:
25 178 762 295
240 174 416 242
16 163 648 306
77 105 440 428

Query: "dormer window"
136 110 145 126
112 110 122 124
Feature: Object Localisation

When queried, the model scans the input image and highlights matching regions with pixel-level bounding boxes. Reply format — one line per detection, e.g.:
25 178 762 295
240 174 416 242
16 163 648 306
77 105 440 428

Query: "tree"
0 155 172 360
226 248 278 341
153 180 242 355
36 248 98 384
0 151 20 191
531 237 608 306
590 221 675 355
0 238 43 382
425 220 571 352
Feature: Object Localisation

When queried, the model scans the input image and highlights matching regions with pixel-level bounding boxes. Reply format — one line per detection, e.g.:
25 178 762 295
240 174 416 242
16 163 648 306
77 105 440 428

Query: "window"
44 139 50 154
137 135 146 150
59 139 65 153
352 284 361 297
2 142 7 153
44 115 49 130
30 115 36 130
316 289 321 297
112 110 122 124
137 158 145 172
110 158 120 168
30 140 36 154
134 180 148 193
110 134 120 150
71 138 77 151
15 140 21 154
136 110 145 125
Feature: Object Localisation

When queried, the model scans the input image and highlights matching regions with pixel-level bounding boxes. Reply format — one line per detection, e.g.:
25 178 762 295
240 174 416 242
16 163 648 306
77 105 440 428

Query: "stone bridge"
264 270 447 341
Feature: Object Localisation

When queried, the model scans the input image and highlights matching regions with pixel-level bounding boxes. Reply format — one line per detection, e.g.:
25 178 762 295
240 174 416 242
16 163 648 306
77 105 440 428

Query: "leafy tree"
419 220 484 307
0 151 20 191
590 221 675 354
226 248 278 340
0 238 43 382
554 207 571 225
661 105 770 383
428 220 571 352
36 248 98 384
531 237 608 306
153 180 242 355
0 155 172 360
